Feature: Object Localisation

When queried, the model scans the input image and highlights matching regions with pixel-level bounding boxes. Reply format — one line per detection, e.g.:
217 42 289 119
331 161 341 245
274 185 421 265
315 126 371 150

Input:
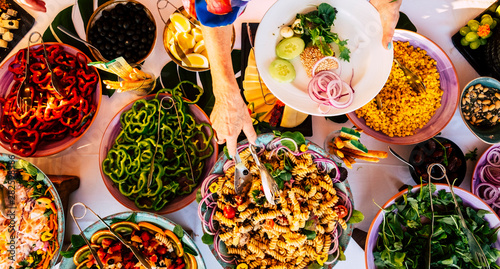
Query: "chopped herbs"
296 3 351 61
465 147 478 161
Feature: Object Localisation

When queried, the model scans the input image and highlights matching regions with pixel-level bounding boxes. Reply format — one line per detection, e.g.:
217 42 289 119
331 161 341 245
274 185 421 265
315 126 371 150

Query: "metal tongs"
394 58 426 94
424 164 438 269
234 150 252 196
70 203 153 269
249 144 278 205
147 96 194 189
427 163 490 269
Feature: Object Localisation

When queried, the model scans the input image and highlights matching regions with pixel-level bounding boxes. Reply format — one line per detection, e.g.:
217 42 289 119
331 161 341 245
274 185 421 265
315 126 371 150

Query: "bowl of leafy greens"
365 183 500 268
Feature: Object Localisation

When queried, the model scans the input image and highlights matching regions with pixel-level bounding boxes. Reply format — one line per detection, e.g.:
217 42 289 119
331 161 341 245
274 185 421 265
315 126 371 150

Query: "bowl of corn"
347 29 459 145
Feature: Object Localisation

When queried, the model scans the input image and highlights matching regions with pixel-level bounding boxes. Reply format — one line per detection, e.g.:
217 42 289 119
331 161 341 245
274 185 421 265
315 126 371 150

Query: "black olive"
96 26 102 32
124 51 131 59
99 31 106 37
116 48 124 55
124 39 131 46
139 50 147 56
134 15 142 24
410 150 424 166
126 30 134 36
117 21 123 28
102 10 110 19
122 21 130 30
105 43 112 50
118 42 125 48
95 38 103 45
134 4 144 11
132 35 140 41
147 33 154 40
107 259 115 265
141 37 148 43
118 34 125 42
148 25 155 33
102 24 109 31
132 41 139 48
141 25 148 33
126 2 134 9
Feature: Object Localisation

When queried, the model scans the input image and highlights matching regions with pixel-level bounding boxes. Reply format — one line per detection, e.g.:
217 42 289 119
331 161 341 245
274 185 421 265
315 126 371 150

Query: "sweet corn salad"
355 41 443 137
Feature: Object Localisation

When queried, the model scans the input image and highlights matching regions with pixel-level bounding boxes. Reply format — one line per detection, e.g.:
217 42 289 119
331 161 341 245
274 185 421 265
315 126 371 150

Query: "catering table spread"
0 0 498 268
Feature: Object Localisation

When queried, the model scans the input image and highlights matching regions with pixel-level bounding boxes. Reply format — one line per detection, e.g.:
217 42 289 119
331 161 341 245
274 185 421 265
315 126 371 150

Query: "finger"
225 135 238 158
242 119 257 145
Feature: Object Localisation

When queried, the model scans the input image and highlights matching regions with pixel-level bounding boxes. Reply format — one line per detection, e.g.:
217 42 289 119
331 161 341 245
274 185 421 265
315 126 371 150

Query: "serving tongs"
70 202 153 269
424 164 438 269
157 0 193 66
394 58 426 94
428 163 490 269
234 151 252 196
249 144 278 205
147 96 194 189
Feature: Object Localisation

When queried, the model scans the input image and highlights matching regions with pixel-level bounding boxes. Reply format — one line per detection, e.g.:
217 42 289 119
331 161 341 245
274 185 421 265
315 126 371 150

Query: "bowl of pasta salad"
198 132 359 268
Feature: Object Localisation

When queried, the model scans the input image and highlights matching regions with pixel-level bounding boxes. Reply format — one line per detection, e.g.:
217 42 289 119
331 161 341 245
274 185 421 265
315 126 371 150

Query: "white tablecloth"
1 0 498 268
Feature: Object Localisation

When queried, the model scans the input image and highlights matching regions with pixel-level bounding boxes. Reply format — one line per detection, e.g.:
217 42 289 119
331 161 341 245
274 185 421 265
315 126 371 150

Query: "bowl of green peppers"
99 83 217 214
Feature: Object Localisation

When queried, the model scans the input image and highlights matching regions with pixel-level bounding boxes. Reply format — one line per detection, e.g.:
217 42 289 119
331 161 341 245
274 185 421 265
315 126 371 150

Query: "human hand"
210 86 257 157
370 0 402 49
16 0 46 12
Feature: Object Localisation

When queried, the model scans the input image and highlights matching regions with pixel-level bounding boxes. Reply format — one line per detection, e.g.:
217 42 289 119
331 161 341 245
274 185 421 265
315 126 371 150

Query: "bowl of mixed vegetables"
365 183 500 268
99 82 217 214
0 154 64 268
59 211 204 269
0 43 101 157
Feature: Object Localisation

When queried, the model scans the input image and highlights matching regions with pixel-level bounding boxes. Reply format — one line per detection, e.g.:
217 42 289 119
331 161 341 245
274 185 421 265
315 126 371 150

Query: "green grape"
482 14 493 20
468 19 480 31
480 38 488 45
465 31 479 42
492 19 499 29
461 37 470 46
470 40 481 50
460 26 471 36
481 16 494 26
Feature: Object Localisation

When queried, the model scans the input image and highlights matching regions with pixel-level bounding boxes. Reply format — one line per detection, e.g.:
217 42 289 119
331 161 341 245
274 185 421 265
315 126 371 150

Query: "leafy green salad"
374 184 500 268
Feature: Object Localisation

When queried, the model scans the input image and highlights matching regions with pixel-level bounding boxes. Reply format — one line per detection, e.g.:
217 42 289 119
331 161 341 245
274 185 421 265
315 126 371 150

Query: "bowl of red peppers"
0 43 101 157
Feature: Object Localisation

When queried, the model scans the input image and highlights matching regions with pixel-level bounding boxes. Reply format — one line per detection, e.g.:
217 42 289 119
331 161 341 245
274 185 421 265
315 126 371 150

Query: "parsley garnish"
296 3 351 61
465 147 478 161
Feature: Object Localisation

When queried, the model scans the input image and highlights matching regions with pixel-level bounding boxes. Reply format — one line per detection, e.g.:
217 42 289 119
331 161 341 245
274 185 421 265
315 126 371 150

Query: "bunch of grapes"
460 14 498 49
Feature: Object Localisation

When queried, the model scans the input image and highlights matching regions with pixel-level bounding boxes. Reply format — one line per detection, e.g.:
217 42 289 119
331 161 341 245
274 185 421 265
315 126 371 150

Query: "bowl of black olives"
408 136 466 186
86 0 156 64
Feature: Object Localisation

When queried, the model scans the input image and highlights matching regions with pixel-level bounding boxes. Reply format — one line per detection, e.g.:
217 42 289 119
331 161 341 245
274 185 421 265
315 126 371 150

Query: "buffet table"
0 0 498 268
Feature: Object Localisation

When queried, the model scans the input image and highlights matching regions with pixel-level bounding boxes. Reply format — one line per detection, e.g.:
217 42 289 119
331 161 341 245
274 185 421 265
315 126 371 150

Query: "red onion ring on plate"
308 70 354 113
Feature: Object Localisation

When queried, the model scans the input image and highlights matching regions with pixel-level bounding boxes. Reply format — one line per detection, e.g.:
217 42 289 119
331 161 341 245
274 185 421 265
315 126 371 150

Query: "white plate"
255 0 393 116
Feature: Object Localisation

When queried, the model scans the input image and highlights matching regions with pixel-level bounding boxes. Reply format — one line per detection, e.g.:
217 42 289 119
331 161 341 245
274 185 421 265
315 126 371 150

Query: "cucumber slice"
269 59 296 83
276 37 305 60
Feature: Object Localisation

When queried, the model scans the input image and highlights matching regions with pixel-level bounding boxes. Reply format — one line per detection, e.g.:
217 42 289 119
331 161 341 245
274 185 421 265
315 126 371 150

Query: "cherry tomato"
223 205 236 219
334 205 348 219
234 195 243 205
150 254 158 263
264 219 274 230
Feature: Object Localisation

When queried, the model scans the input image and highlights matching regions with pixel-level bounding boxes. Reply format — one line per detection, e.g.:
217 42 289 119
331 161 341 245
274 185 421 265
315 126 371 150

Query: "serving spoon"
388 146 417 175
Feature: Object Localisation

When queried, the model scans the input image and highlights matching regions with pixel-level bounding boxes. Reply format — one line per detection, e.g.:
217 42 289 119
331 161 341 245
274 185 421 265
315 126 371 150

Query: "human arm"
201 24 257 157
370 0 402 48
15 0 46 12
